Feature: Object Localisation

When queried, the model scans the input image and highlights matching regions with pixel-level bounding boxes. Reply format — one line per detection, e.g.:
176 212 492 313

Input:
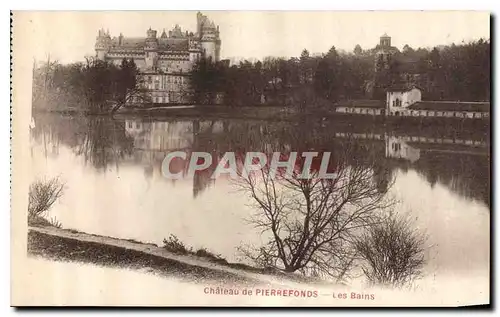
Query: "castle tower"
188 35 201 63
144 28 159 70
197 12 221 62
214 25 221 61
95 28 111 60
196 12 204 36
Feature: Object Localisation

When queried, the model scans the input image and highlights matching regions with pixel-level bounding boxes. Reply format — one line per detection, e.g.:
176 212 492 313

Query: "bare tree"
235 143 394 281
112 84 152 112
28 177 64 221
354 212 427 288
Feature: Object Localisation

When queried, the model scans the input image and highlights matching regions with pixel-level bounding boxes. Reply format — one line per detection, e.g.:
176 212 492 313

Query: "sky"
15 11 490 64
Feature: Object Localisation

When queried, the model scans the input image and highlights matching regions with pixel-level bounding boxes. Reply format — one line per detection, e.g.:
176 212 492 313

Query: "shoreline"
32 106 490 129
27 225 323 287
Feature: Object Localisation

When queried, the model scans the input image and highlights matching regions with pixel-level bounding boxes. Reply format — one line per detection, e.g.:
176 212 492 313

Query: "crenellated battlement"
95 11 220 64
94 12 221 104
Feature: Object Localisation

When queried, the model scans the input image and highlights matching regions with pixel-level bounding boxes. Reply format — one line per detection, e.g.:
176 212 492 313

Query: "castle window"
392 143 401 151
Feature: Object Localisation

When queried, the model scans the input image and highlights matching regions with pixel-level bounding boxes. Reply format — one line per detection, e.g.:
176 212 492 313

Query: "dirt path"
27 226 319 288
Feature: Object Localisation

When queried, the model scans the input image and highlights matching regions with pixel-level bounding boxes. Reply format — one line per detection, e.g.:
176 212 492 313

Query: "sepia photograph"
10 10 490 307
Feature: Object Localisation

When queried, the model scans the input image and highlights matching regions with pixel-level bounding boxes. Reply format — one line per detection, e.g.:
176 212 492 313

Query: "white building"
335 100 385 116
385 87 489 119
386 87 422 115
385 135 421 163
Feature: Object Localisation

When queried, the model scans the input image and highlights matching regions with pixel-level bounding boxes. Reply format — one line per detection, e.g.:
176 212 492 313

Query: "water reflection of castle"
124 119 227 197
123 118 490 205
29 113 490 206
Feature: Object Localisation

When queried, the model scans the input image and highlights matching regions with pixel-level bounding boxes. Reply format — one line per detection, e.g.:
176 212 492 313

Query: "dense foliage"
32 38 489 111
191 39 490 105
32 57 140 113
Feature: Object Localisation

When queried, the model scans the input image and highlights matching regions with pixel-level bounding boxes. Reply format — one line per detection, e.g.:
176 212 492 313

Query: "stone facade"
95 12 221 104
386 87 422 114
374 33 399 73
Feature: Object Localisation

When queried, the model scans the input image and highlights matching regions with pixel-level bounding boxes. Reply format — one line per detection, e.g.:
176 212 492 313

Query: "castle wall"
201 41 216 61
134 59 146 70
95 12 220 104
157 58 192 73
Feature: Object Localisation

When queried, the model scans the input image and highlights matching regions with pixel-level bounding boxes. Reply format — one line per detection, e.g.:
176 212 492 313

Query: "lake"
29 112 490 288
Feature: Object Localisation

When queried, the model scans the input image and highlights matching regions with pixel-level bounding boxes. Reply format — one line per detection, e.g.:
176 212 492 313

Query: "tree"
236 141 394 280
313 46 342 100
355 212 428 288
117 58 139 103
190 57 227 104
354 44 363 56
28 177 64 222
326 46 338 59
300 49 310 61
402 44 414 55
314 58 336 100
299 49 312 84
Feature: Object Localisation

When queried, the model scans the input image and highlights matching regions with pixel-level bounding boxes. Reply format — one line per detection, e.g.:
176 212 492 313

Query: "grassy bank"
28 229 259 285
27 226 317 286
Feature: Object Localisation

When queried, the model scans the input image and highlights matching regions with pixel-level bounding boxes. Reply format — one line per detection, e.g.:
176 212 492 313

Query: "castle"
95 12 221 104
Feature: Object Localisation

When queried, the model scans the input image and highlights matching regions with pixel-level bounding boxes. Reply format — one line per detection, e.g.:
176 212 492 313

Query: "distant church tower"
374 33 397 73
380 33 391 48
196 12 221 61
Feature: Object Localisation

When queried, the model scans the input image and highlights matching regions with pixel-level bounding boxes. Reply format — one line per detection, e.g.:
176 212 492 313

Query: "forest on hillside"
32 39 490 111
192 39 490 106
